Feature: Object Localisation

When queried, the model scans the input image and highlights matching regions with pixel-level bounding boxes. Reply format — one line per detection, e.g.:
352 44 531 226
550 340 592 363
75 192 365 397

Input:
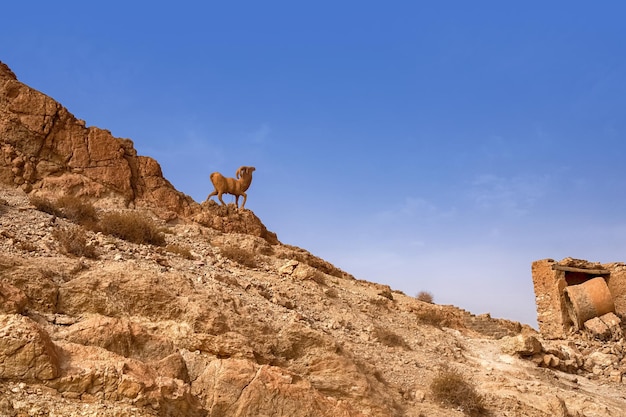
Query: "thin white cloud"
376 197 457 222
468 174 548 216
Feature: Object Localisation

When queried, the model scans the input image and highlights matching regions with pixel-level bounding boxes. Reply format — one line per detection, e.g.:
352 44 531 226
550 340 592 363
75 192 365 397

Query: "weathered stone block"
0 281 27 314
0 314 60 380
583 312 622 341
501 334 543 356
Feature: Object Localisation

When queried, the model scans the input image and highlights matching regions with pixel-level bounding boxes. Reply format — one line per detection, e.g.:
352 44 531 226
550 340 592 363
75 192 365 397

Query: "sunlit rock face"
0 60 195 218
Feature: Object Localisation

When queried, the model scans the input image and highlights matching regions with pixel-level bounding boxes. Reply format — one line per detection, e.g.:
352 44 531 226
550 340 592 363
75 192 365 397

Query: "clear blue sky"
3 2 626 326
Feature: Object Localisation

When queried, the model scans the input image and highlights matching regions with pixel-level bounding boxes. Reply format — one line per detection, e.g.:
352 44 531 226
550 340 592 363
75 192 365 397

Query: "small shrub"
17 240 38 252
414 309 446 328
258 244 275 256
416 291 434 304
30 195 98 228
213 274 241 287
99 211 166 246
30 196 62 217
430 368 485 416
219 245 257 268
309 271 327 286
324 287 339 298
166 243 195 260
378 289 394 300
53 227 98 259
55 195 98 227
369 297 390 307
372 326 410 349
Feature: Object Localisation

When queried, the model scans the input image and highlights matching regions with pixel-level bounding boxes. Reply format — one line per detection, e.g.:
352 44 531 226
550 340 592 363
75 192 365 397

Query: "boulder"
583 312 622 341
191 359 360 417
585 351 618 370
48 342 204 417
194 202 279 244
0 281 27 314
56 264 192 320
500 334 543 356
584 317 611 340
55 314 176 361
0 314 60 380
279 260 325 283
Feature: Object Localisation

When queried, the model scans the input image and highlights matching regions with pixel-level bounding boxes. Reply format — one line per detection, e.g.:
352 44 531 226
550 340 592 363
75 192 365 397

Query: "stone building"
532 258 626 339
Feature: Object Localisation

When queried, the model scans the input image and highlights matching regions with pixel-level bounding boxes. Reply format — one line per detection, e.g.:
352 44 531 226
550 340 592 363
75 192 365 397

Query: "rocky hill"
1 60 626 417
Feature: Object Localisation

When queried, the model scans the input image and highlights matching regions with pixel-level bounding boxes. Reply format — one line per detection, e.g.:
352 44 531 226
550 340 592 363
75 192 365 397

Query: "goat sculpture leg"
207 190 226 206
240 193 247 209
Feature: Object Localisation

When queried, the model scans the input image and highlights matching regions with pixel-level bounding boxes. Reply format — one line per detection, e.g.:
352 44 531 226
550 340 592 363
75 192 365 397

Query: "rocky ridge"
2 61 626 416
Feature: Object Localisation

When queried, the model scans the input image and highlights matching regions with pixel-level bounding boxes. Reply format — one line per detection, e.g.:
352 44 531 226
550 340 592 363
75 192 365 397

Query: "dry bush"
30 195 62 217
378 289 394 300
430 367 485 416
219 245 257 268
52 227 98 259
17 240 38 252
30 195 99 228
372 326 410 349
56 195 98 225
309 271 327 286
416 291 434 304
166 243 195 260
324 287 339 298
369 297 390 308
213 274 241 287
414 309 446 328
258 244 275 256
99 211 165 246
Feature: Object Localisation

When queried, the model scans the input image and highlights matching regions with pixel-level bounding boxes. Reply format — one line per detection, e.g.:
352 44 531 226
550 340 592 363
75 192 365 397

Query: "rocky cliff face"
0 61 277 243
0 62 190 214
1 61 626 417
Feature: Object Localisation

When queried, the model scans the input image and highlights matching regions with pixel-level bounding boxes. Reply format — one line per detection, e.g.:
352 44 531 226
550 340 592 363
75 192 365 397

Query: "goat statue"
207 166 256 209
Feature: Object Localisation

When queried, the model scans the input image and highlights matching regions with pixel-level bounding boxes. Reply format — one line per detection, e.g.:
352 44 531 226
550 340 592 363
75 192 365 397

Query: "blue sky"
3 2 626 326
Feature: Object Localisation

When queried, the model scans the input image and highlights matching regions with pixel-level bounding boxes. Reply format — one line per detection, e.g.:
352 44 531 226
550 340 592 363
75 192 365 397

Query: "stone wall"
532 258 626 339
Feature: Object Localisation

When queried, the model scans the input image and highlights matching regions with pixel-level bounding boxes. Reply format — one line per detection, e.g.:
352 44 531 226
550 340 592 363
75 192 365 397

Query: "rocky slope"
2 60 626 416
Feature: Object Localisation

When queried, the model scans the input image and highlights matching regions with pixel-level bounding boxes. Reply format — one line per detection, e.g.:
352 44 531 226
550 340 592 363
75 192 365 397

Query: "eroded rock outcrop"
191 359 361 417
0 281 27 314
0 314 60 380
0 61 196 218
